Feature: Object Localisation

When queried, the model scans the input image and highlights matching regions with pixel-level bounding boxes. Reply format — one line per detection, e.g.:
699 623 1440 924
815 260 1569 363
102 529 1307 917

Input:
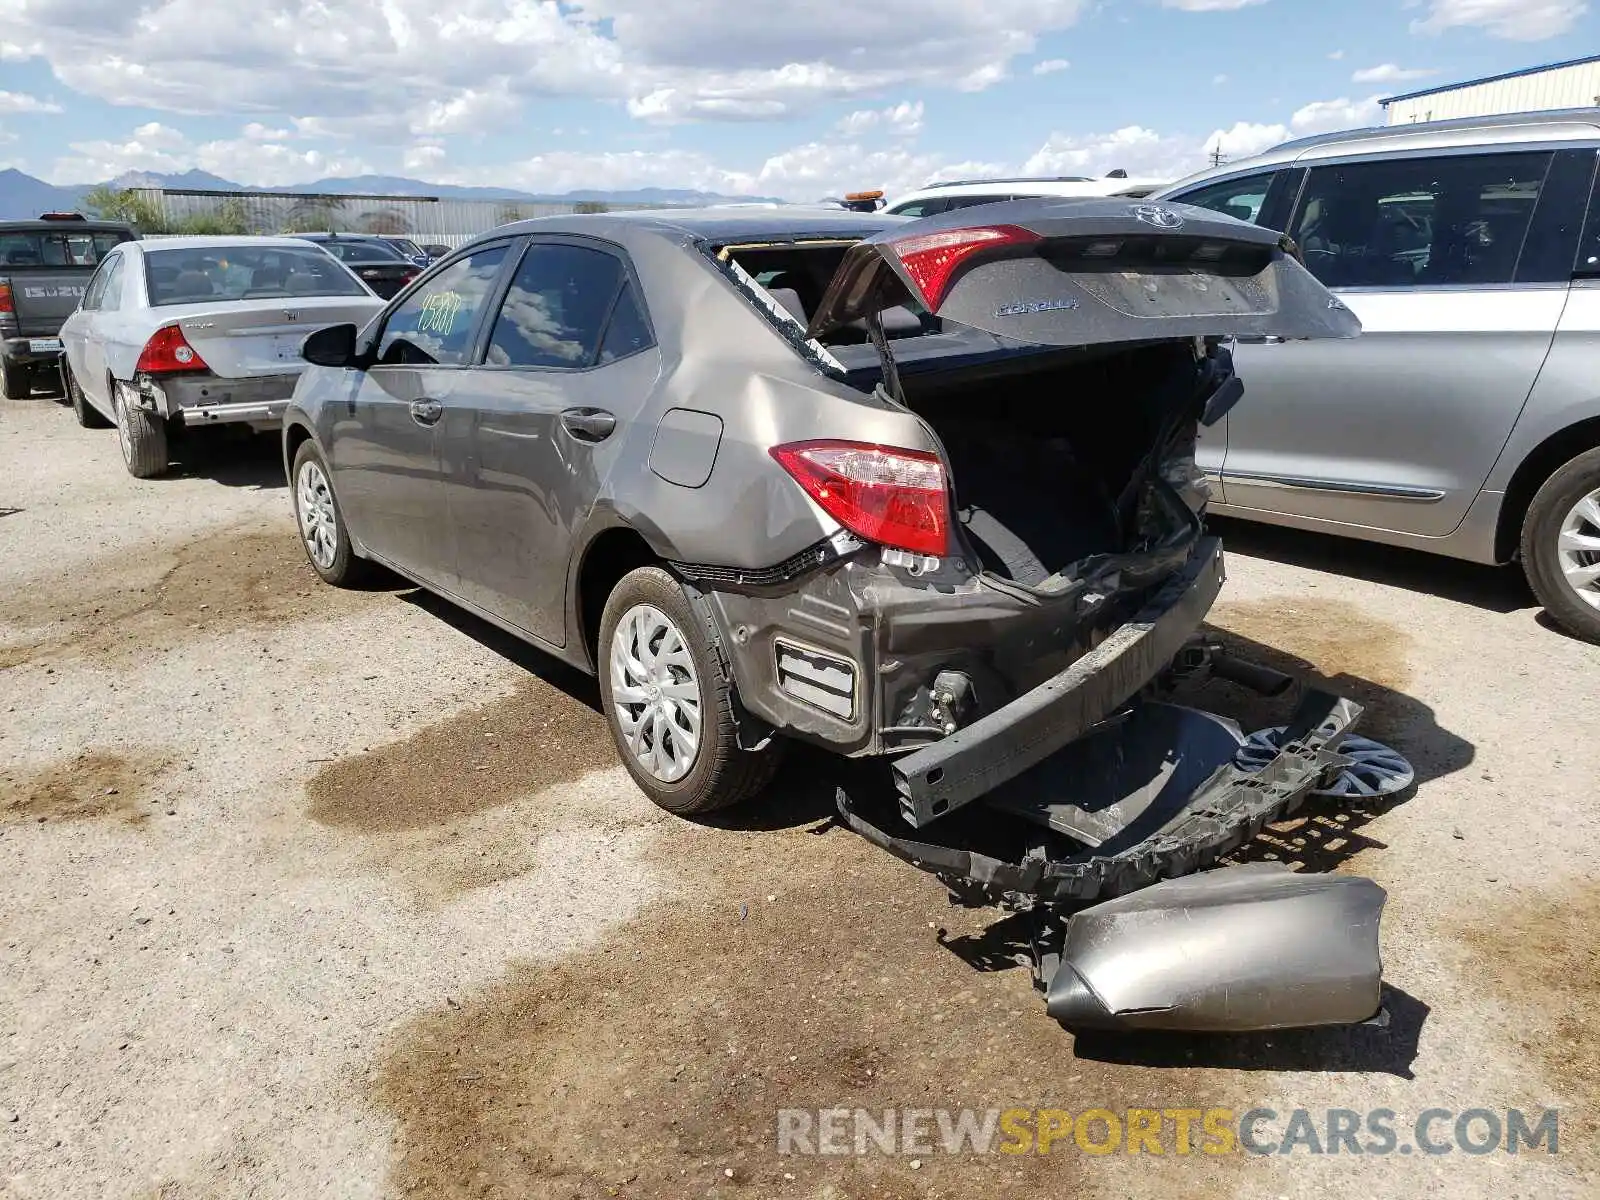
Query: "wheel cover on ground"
296 461 339 571
1557 486 1600 612
609 603 703 784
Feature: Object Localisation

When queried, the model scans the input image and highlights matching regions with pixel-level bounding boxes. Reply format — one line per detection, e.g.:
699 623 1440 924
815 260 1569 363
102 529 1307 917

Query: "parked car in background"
290 233 421 298
881 173 1169 218
0 213 136 399
1155 107 1600 642
374 235 431 267
418 243 452 260
59 236 386 478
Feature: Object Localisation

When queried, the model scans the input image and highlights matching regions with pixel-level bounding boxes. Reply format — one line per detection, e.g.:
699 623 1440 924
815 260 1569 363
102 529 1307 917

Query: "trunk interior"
901 341 1203 586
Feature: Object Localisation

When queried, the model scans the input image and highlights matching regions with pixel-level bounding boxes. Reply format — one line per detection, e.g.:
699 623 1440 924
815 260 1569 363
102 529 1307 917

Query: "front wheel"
291 440 370 587
1521 446 1600 644
598 566 782 815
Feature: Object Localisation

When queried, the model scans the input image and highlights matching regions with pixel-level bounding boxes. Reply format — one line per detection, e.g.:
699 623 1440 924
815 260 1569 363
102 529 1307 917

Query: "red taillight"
770 440 949 557
0 282 12 314
135 324 209 375
889 224 1040 310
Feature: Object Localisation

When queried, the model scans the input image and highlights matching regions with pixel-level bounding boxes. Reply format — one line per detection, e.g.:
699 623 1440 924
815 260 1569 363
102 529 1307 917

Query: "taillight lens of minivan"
135 324 209 375
888 224 1040 310
770 440 950 557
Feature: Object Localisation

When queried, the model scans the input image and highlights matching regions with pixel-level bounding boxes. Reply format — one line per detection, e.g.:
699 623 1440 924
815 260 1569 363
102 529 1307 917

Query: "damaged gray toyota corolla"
284 197 1410 1035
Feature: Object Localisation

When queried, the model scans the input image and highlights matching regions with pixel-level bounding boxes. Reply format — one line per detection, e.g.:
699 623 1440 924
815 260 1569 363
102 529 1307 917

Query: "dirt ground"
2 394 1597 1199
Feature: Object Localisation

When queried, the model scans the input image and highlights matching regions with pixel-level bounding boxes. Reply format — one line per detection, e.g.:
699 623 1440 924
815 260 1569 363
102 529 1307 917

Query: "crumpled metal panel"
1046 863 1387 1032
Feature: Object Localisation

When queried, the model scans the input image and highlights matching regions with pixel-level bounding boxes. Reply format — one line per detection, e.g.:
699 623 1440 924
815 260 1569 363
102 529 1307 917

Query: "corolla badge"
1132 204 1185 230
995 298 1080 317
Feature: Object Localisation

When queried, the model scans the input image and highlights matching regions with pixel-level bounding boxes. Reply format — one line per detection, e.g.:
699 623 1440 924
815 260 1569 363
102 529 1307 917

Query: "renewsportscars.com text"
776 1107 1561 1157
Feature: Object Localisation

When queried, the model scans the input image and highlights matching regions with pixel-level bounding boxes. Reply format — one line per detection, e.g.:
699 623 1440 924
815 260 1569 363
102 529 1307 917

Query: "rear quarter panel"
587 230 936 569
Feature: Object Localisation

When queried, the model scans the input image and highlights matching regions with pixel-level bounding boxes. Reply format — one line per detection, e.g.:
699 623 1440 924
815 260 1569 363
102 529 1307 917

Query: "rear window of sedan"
145 245 369 306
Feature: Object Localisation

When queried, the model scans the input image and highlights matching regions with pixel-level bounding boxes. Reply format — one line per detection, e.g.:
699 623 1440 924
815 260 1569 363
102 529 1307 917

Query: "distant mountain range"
0 167 783 219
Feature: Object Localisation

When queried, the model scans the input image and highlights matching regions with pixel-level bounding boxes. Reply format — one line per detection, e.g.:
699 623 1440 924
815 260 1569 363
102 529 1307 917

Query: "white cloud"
0 0 1091 133
1160 0 1270 9
0 42 37 61
402 143 447 172
1033 59 1070 75
1289 94 1384 134
1352 63 1436 84
1023 125 1195 180
0 90 62 114
1328 49 1345 60
52 123 373 186
1212 73 1229 84
241 122 293 141
1411 0 1587 40
1204 121 1289 161
835 100 924 137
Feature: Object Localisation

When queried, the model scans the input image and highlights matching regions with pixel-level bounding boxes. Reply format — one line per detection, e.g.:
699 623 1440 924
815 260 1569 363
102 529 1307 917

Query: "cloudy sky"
0 0 1595 198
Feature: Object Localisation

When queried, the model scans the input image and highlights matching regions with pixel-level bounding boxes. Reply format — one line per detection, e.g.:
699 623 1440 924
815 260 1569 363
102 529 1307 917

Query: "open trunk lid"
806 197 1361 346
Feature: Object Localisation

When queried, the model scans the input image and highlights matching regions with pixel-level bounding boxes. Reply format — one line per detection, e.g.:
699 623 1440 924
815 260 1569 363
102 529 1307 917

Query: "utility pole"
1209 141 1227 168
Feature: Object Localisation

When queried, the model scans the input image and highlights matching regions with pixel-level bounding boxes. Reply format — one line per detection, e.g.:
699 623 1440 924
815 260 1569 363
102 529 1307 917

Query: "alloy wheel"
609 603 703 783
113 387 133 464
296 460 339 571
1557 486 1600 612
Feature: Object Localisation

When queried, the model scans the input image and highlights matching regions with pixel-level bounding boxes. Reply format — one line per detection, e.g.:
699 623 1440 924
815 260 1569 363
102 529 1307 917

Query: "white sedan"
59 236 388 478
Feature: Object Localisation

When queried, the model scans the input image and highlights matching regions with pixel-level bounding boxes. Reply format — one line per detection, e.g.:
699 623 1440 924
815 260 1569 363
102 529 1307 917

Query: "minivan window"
485 243 628 369
1174 174 1274 225
1288 152 1552 289
376 245 508 366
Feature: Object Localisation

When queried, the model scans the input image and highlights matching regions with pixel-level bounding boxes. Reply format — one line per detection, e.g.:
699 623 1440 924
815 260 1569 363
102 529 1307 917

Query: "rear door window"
1288 152 1553 288
375 245 509 366
485 242 645 369
97 255 127 312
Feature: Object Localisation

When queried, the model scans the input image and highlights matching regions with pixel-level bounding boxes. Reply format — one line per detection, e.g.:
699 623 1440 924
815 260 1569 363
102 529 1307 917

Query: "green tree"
80 185 171 233
573 200 610 214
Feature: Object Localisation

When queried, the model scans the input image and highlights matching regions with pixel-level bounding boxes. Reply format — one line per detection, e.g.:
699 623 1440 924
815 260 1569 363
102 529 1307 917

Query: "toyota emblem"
1132 204 1185 230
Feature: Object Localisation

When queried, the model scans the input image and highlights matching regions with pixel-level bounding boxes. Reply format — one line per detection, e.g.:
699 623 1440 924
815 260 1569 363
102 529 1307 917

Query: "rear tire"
1521 446 1600 644
66 364 111 428
291 440 371 587
598 566 782 816
112 380 169 478
1 358 32 400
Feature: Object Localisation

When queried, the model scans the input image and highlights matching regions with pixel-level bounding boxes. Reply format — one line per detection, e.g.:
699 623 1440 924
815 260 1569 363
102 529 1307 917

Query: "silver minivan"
1156 108 1600 642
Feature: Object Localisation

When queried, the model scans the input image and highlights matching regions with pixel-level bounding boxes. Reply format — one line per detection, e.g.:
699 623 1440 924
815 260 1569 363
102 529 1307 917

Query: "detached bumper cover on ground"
834 534 1404 1034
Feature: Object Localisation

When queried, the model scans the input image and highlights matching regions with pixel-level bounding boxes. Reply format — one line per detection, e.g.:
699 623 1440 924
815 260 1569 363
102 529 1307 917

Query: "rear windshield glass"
0 229 130 268
145 245 369 306
319 240 404 263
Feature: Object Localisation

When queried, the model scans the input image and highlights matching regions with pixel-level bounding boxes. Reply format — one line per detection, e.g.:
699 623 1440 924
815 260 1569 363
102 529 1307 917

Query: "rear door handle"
560 407 616 442
410 398 443 426
1234 335 1285 346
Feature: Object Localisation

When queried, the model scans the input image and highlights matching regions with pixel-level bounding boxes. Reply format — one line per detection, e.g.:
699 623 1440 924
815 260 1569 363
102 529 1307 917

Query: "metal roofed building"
1382 55 1600 126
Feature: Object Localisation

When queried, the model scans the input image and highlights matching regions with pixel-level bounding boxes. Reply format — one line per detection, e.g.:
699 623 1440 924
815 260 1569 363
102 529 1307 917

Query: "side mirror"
302 323 359 368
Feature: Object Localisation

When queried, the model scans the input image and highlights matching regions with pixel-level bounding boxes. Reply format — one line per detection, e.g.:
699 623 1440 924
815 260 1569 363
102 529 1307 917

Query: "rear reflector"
0 282 12 314
770 439 949 557
135 324 209 375
889 224 1040 310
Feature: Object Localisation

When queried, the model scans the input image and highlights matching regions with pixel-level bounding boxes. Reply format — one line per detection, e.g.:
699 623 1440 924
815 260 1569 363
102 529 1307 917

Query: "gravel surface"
1 395 1596 1199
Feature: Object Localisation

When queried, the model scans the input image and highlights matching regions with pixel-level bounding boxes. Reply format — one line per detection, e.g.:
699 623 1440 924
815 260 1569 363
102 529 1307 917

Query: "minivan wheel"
291 440 370 587
1521 446 1600 644
598 566 781 816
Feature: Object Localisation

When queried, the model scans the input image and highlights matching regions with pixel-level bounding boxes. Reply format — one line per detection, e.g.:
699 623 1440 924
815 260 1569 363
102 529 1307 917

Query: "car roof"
884 177 1169 209
0 219 135 234
1160 107 1600 194
479 205 905 246
133 235 329 253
